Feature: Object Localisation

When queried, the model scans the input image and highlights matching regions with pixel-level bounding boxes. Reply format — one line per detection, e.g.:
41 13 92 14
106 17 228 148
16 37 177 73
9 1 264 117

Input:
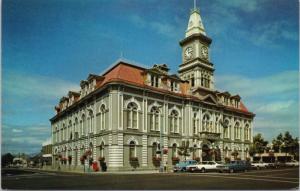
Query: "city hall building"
50 5 255 171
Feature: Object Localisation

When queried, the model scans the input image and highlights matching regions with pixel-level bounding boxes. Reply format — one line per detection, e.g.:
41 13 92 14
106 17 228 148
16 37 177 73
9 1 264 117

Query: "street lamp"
156 105 164 173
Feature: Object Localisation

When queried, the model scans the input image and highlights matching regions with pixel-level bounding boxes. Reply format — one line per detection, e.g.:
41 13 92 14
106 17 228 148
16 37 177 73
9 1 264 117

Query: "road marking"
177 173 299 184
232 174 299 180
245 168 298 174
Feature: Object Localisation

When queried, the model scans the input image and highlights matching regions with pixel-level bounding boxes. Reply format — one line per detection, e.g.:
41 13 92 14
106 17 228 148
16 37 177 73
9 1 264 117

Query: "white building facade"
50 5 255 171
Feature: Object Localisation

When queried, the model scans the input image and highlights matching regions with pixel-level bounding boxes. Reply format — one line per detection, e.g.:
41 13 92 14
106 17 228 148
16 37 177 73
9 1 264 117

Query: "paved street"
2 167 299 190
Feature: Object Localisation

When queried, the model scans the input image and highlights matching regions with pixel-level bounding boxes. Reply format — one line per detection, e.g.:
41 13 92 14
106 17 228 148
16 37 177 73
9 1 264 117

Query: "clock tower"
178 3 215 90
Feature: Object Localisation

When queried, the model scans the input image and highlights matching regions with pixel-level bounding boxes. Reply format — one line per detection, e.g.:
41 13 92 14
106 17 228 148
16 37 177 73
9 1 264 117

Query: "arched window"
152 143 159 157
192 144 197 159
223 120 229 138
62 124 66 141
129 141 136 159
81 114 86 136
244 124 248 140
68 120 72 140
202 114 210 132
88 110 94 134
172 143 177 158
169 110 179 133
127 102 138 129
99 142 105 158
150 106 160 131
193 112 198 134
234 122 240 139
225 147 229 157
74 118 79 139
99 105 106 130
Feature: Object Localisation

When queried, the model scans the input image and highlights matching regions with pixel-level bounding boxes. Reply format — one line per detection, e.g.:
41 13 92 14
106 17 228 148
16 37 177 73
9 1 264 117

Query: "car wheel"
229 169 234 173
201 168 206 173
182 167 186 172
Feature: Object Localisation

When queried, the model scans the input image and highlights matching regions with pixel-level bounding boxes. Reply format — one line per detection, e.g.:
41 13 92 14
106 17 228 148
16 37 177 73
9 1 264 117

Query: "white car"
251 161 268 169
186 161 222 173
286 160 299 167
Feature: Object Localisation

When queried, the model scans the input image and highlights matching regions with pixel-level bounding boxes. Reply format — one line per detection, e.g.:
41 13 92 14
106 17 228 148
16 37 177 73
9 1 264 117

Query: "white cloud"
12 129 23 133
216 70 299 141
249 21 298 47
216 0 261 12
3 70 79 100
2 123 51 154
129 14 178 38
216 70 298 98
256 100 295 113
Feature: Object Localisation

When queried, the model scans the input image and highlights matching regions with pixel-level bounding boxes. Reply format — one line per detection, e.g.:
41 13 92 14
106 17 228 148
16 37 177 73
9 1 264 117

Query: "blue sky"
2 0 299 154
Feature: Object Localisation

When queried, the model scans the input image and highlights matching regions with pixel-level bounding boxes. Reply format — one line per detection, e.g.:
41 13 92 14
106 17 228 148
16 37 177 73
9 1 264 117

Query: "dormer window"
171 81 178 92
151 75 159 87
224 97 228 105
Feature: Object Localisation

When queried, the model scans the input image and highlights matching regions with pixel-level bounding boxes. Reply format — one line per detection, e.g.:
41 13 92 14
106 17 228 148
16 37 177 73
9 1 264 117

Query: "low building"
41 138 52 166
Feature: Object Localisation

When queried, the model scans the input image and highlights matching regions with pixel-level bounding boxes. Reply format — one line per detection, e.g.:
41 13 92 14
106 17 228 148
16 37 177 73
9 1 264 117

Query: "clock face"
185 47 193 60
201 46 208 59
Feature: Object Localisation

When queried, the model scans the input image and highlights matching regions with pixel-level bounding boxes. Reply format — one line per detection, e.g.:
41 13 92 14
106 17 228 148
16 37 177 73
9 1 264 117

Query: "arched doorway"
202 144 211 161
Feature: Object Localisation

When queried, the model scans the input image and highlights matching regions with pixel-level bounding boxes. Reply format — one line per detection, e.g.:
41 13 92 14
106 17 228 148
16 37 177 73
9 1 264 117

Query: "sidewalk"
27 167 163 175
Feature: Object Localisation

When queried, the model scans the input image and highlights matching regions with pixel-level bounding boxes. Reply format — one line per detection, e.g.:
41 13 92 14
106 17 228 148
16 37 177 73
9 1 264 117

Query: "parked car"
251 161 268 170
266 162 279 169
286 160 299 167
186 161 222 173
217 160 251 173
173 160 197 172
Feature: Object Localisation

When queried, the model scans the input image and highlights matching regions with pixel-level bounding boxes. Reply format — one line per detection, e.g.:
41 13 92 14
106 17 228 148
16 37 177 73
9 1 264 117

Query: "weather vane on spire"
192 0 199 13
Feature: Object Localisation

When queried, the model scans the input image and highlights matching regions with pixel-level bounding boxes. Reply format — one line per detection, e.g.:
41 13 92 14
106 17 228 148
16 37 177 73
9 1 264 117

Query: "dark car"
217 160 251 173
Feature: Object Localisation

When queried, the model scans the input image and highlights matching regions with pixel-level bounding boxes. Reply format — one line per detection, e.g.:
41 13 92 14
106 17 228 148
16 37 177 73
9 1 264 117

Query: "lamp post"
157 105 164 173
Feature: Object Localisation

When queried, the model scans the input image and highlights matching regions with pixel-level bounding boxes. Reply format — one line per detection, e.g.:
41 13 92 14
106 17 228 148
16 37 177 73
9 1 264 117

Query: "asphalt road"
2 167 299 190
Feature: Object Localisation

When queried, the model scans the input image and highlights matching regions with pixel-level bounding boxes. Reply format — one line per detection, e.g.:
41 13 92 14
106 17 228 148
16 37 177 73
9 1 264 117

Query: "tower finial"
194 0 196 10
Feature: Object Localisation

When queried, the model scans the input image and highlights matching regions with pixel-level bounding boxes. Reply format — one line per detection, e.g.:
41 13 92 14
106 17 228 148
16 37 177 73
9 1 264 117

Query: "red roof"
54 60 254 117
102 62 144 85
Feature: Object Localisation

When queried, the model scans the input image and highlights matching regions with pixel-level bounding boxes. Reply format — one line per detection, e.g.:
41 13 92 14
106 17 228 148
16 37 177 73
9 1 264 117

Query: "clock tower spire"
178 1 215 90
186 0 206 37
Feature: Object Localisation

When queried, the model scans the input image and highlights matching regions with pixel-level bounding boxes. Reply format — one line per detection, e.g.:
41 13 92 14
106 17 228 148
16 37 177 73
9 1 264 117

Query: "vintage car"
173 160 198 172
251 161 268 169
217 160 251 173
285 160 299 167
186 161 222 173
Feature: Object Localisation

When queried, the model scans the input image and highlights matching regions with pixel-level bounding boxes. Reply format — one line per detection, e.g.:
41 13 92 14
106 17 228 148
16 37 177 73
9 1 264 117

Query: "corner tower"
178 2 214 90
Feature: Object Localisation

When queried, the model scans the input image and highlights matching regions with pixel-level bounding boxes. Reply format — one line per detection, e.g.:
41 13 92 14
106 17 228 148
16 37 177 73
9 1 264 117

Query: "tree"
271 131 299 161
250 133 268 160
178 140 192 161
2 153 14 167
272 133 283 152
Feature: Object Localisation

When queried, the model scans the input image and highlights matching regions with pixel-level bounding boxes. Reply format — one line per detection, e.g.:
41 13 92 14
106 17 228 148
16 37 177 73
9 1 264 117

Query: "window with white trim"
193 112 198 134
172 143 177 157
100 105 106 130
169 110 179 133
223 120 229 138
151 75 159 87
127 102 138 129
150 106 160 131
129 141 136 158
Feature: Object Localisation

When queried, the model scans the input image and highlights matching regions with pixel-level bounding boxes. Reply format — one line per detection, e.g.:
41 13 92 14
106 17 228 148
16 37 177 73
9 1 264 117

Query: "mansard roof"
51 59 254 121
